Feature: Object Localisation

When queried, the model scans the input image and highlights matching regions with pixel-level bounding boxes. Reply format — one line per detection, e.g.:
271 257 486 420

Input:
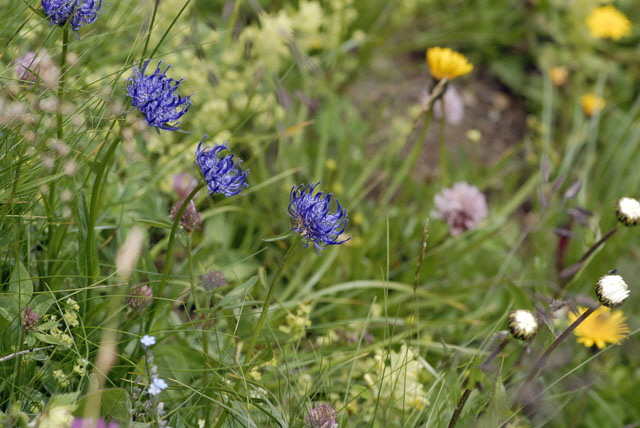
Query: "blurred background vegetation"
1 0 639 426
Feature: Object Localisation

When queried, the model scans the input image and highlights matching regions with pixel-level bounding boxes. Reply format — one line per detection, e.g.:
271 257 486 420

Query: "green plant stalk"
141 0 160 60
213 237 301 428
86 134 123 285
438 96 448 187
46 26 69 278
186 234 211 426
244 236 301 361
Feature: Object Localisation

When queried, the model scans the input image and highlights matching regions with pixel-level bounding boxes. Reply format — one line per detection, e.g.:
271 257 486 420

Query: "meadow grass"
1 0 639 427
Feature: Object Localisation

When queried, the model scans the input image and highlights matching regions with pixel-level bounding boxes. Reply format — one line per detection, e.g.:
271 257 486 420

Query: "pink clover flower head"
71 419 119 428
305 402 338 428
14 51 60 87
432 182 487 236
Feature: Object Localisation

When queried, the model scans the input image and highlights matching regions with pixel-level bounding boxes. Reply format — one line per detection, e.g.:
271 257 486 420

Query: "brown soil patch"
348 54 527 180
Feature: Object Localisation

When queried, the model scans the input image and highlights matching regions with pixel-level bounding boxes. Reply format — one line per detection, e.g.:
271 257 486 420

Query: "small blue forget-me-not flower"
148 378 168 396
288 182 349 251
42 0 102 30
140 335 156 347
126 60 192 131
195 137 249 197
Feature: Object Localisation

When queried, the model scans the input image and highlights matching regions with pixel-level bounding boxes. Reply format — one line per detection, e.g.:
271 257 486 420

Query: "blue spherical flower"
288 182 349 250
42 0 102 30
195 138 249 197
126 60 192 131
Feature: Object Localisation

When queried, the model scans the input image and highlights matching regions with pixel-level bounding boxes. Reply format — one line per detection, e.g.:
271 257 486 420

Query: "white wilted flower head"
508 310 539 341
595 273 630 308
305 402 338 428
616 197 640 226
432 182 488 236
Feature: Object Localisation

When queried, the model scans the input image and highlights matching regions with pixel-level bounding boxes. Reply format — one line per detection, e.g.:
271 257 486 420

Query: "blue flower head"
288 182 349 250
195 137 249 197
126 60 192 131
42 0 102 30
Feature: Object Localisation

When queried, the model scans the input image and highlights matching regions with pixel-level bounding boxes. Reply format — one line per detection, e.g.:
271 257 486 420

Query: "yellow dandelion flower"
568 306 630 349
549 66 568 87
586 5 632 41
426 47 473 81
581 93 606 116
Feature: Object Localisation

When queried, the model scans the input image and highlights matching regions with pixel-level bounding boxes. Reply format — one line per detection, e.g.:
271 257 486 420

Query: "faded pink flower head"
305 402 338 428
14 51 59 88
432 182 487 236
173 172 198 199
432 85 465 125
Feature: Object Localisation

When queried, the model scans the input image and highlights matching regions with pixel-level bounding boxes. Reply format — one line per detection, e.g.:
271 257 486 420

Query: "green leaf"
31 332 64 346
29 294 55 316
0 297 18 323
477 375 511 426
217 276 258 309
75 388 132 427
9 261 33 308
262 232 293 242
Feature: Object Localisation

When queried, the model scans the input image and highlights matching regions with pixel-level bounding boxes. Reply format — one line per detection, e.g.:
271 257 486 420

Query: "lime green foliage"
1 0 639 426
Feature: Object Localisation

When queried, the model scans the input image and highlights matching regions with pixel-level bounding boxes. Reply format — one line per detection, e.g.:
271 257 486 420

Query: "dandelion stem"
523 306 596 383
448 336 511 428
447 388 472 428
479 337 511 371
438 96 448 186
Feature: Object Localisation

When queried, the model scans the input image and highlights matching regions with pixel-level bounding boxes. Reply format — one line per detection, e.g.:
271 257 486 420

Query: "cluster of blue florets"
288 182 350 250
126 60 192 131
42 0 102 30
195 138 249 197
39 0 349 250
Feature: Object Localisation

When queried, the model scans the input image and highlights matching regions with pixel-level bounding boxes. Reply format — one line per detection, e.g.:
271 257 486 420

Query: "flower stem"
157 182 204 298
141 0 160 60
213 237 301 428
244 237 301 361
558 226 618 281
447 388 472 428
523 306 596 384
438 96 448 187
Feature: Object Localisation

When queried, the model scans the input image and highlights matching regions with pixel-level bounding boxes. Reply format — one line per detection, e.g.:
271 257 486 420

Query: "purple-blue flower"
195 138 249 197
126 60 192 131
42 0 102 30
288 182 349 250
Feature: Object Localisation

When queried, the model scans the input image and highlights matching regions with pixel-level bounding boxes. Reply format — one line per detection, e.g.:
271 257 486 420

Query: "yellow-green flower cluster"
110 0 364 193
278 302 312 340
362 344 430 412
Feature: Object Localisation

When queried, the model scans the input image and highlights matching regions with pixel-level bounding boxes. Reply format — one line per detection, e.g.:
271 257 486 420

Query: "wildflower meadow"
2 0 640 427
